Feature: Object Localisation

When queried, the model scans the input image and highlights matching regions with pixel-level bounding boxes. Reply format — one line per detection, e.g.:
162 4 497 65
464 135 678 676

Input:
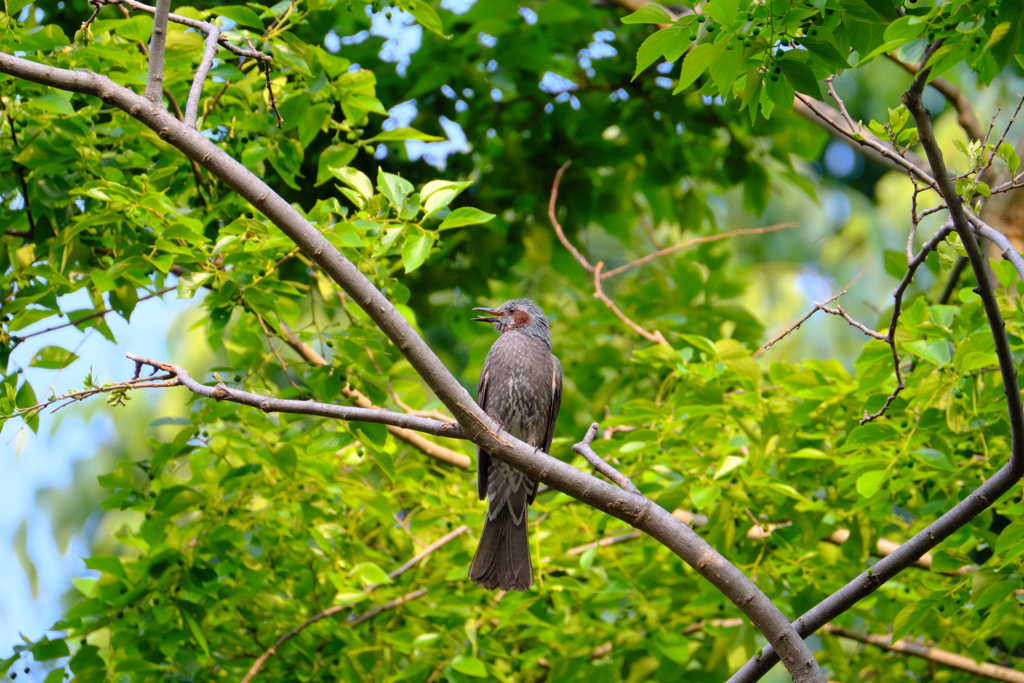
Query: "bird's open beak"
471 307 502 322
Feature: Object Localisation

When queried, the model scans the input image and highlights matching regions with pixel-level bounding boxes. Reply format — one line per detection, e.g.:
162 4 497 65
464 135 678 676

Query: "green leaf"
181 609 212 659
31 638 70 661
316 144 358 186
402 232 434 273
365 128 444 143
856 470 887 498
903 340 951 366
332 167 375 201
653 631 691 665
439 207 495 230
778 56 821 98
451 656 488 678
674 43 723 93
402 0 449 38
892 597 931 642
19 25 70 51
85 555 127 579
29 346 79 370
634 27 686 79
910 448 954 471
216 5 264 28
377 169 414 210
351 562 392 587
621 4 674 24
579 546 597 570
30 92 75 116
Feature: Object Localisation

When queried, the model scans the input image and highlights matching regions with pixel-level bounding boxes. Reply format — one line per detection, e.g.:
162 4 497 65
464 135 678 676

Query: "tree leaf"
439 207 495 230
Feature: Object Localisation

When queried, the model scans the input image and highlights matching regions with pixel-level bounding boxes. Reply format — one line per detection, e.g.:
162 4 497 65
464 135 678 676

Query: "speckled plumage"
469 299 562 591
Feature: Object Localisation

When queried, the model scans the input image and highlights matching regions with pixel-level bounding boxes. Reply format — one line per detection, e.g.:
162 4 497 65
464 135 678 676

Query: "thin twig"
600 223 798 279
145 0 171 103
861 222 955 424
239 526 466 682
239 588 428 683
755 263 871 357
571 423 640 494
366 525 470 591
593 262 669 345
11 285 176 343
3 375 178 421
276 326 470 469
548 161 594 272
184 25 220 128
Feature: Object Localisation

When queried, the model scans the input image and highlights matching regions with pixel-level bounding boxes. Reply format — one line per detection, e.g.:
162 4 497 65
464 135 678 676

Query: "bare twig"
367 525 470 591
548 161 594 272
184 25 220 128
239 588 428 683
600 223 798 279
755 263 871 357
593 262 669 345
860 222 955 424
239 526 466 682
11 285 176 344
571 423 640 494
145 0 171 103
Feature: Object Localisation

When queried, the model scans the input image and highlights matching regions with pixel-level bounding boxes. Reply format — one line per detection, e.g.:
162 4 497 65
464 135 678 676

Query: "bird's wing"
542 354 563 455
476 363 491 501
529 354 562 504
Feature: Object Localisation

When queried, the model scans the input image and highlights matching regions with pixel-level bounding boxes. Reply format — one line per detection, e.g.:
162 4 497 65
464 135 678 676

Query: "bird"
468 298 562 591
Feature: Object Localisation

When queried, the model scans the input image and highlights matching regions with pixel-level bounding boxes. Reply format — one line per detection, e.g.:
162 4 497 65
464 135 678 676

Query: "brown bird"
469 299 562 591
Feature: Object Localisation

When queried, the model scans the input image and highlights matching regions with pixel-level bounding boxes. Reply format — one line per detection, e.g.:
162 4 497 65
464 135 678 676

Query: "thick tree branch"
0 54 823 682
145 0 171 103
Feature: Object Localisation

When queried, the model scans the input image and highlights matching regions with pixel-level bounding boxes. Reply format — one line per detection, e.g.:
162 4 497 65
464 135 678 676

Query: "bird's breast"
482 333 555 444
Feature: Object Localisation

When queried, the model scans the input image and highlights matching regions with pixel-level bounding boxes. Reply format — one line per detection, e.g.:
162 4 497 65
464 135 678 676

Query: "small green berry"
697 14 707 22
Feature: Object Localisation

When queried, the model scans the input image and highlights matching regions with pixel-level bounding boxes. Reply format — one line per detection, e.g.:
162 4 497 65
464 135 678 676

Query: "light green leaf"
856 470 887 498
365 127 445 143
331 167 374 200
402 232 434 273
621 4 674 24
29 346 79 369
439 207 496 230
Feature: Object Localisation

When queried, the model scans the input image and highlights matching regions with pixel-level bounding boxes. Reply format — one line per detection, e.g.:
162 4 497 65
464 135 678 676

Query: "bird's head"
472 298 551 344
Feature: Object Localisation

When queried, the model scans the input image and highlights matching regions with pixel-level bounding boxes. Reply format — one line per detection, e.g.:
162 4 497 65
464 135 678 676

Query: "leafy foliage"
2 0 1024 681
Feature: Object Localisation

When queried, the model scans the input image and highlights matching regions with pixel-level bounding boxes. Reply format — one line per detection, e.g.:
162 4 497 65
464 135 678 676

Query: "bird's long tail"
469 463 533 591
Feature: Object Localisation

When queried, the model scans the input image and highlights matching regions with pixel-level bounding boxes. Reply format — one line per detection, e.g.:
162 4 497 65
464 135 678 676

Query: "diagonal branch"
145 0 171 103
0 53 823 682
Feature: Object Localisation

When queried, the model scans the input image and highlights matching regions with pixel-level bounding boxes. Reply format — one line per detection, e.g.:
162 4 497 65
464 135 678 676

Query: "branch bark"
184 25 220 128
145 0 171 103
0 53 824 682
